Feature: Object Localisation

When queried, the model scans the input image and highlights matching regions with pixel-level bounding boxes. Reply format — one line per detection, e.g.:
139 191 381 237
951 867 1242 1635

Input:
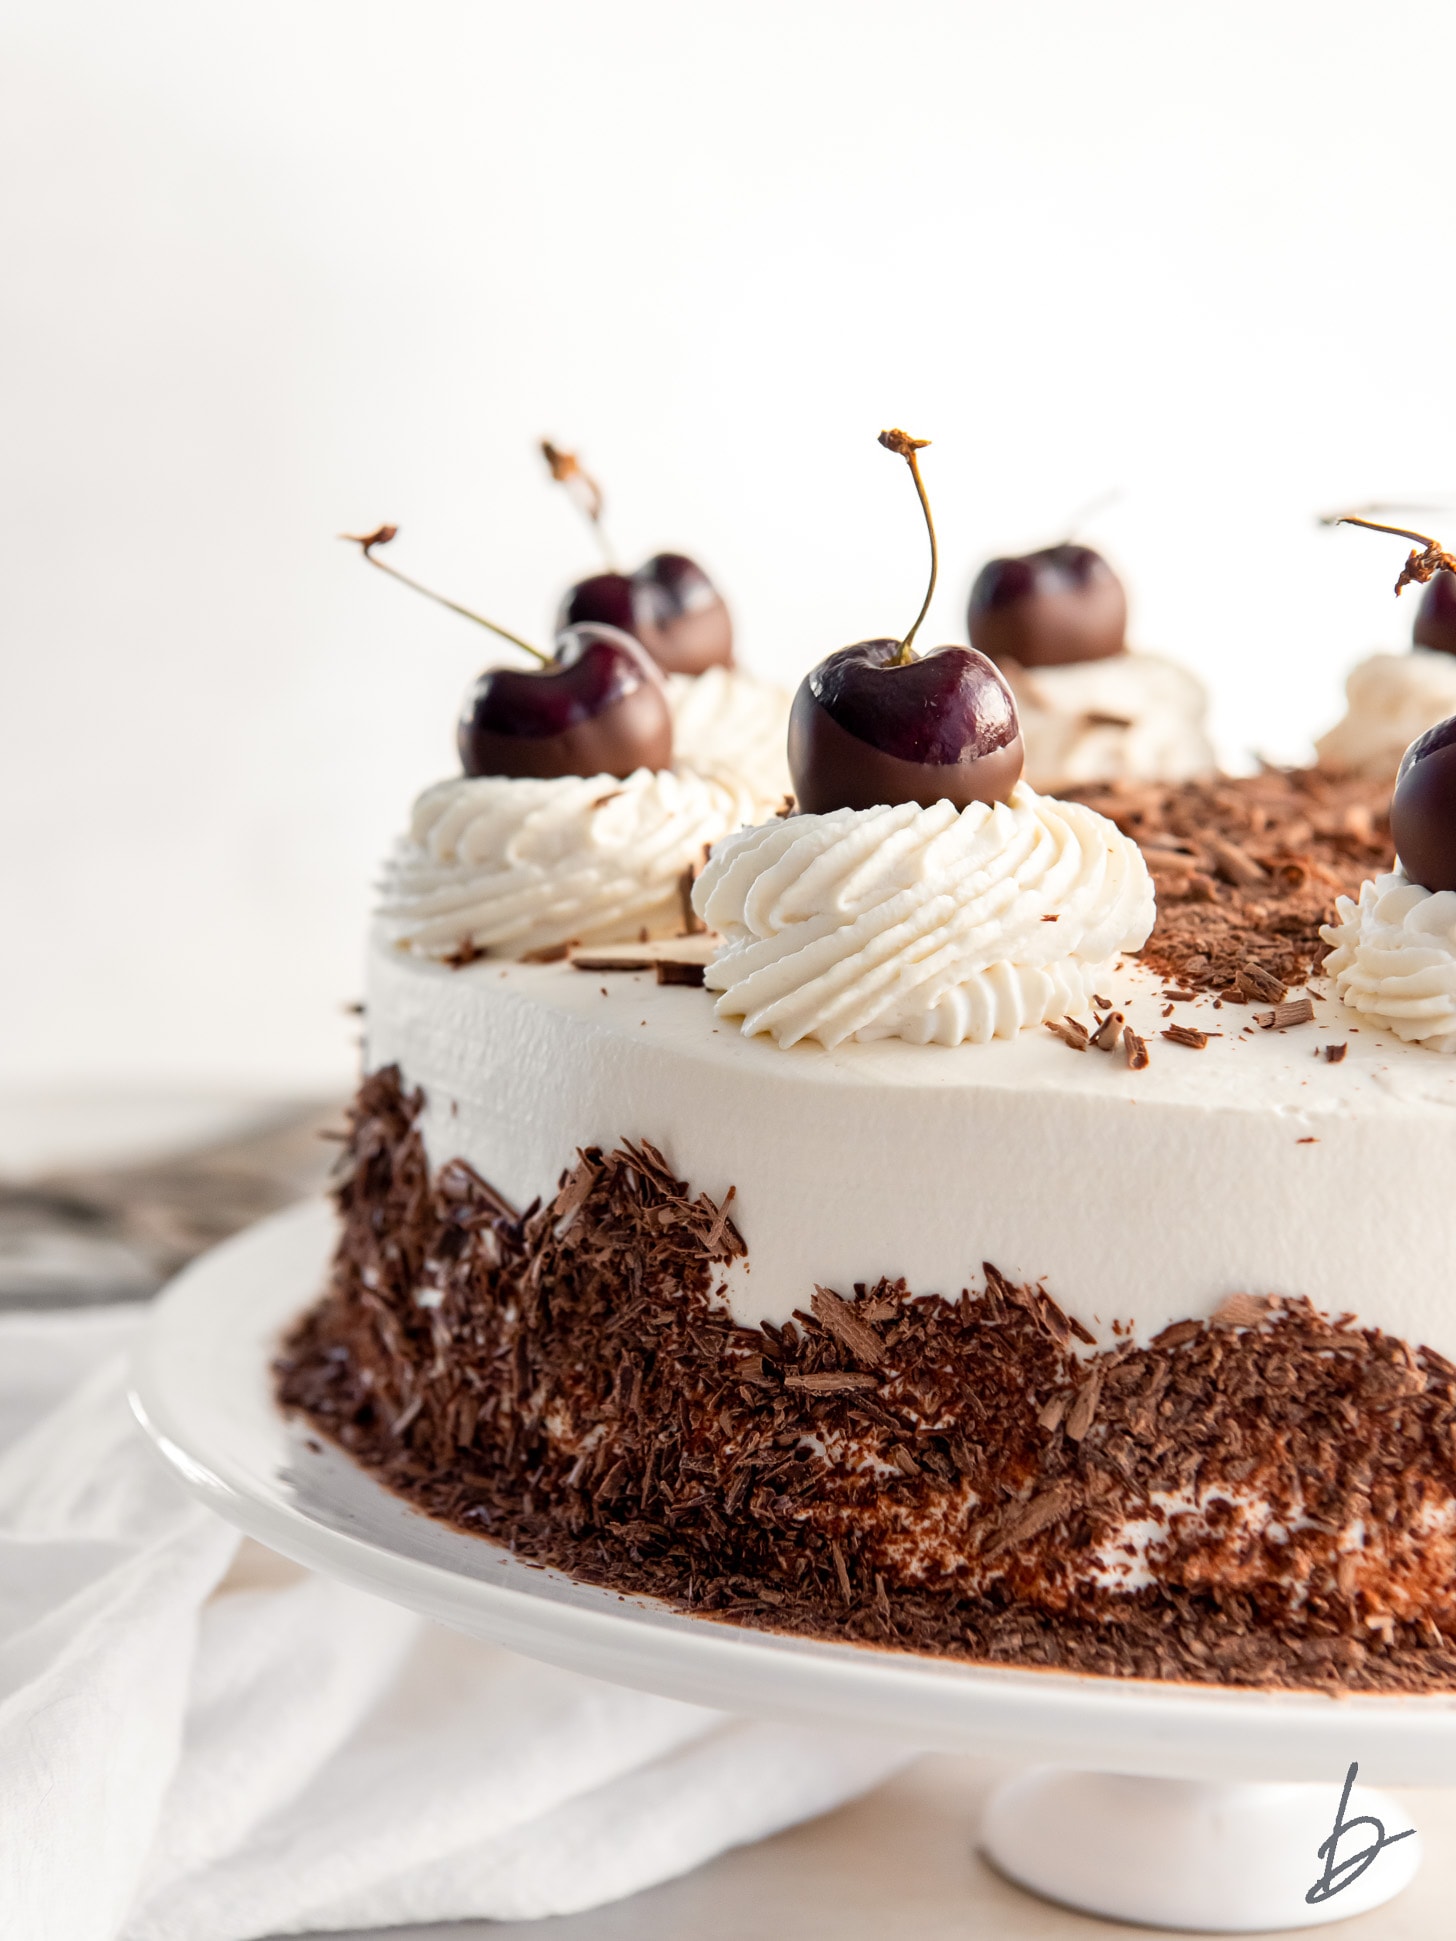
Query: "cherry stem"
341 528 550 664
1059 486 1123 545
878 429 936 664
541 441 618 570
1331 514 1456 597
1319 501 1454 525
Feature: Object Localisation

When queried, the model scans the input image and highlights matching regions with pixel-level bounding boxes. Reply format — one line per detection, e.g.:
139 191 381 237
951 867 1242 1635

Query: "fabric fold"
0 1304 911 1941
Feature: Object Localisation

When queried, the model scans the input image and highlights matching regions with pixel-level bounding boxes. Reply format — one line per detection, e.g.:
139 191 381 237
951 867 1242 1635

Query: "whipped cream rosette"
1001 652 1215 792
1322 871 1456 1052
692 783 1154 1048
664 665 792 813
1315 650 1456 778
382 766 757 961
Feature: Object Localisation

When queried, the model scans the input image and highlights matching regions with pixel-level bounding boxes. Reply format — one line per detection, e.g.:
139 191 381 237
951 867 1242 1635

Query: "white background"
5 0 1456 1094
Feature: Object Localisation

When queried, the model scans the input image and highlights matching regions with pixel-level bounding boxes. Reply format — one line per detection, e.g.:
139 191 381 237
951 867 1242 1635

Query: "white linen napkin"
0 1304 912 1941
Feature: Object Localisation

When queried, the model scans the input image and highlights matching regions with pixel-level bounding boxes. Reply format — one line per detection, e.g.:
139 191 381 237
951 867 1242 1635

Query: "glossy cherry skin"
557 554 734 677
788 640 1024 815
1414 571 1456 658
1391 713 1456 893
631 553 734 675
557 571 639 637
457 623 672 782
967 543 1127 669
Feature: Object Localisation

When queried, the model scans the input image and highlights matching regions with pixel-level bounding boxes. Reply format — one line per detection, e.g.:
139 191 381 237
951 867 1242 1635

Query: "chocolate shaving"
442 939 488 969
677 865 705 936
1123 1028 1150 1070
1161 1024 1210 1050
982 1482 1080 1558
1255 997 1316 1031
1065 1370 1103 1442
552 1154 599 1231
1213 1292 1276 1328
1092 1011 1124 1052
811 1286 886 1367
1323 1043 1349 1064
1236 964 1288 1004
783 1370 880 1394
1209 837 1269 889
1046 1017 1091 1051
656 960 707 987
1039 1392 1070 1433
830 1539 852 1603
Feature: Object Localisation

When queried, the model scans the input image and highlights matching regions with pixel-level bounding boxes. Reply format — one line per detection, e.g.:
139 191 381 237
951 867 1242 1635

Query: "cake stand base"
981 1768 1422 1932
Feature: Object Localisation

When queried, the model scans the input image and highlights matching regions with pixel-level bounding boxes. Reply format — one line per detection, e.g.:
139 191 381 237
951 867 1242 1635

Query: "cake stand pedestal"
982 1767 1420 1931
130 1202 1456 1937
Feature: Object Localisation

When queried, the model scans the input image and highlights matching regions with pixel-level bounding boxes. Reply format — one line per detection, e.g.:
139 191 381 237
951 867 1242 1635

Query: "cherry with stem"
787 429 1023 815
544 448 736 674
341 526 550 664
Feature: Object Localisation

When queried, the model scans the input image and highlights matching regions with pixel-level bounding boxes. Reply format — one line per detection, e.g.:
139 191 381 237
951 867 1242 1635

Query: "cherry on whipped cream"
788 431 1024 816
543 442 734 676
1391 713 1456 894
968 543 1127 669
343 526 672 781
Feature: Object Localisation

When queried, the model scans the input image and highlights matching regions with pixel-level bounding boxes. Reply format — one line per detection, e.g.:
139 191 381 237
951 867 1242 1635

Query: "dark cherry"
1414 570 1456 657
557 570 639 637
341 527 672 781
788 429 1025 816
967 543 1127 669
1391 714 1456 894
789 639 1022 814
630 553 733 675
459 624 671 782
543 441 733 676
557 555 734 676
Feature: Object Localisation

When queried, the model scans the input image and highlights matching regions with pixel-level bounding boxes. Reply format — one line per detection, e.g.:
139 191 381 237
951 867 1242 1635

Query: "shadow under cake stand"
129 1201 1454 1934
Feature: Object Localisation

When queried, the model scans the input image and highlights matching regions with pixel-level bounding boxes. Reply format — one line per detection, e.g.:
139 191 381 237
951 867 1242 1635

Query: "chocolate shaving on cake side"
277 1067 1456 1695
1066 767 1393 996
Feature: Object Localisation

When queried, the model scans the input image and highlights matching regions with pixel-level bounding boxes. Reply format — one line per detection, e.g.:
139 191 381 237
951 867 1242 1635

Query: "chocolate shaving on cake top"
1066 768 1393 996
277 1068 1456 1695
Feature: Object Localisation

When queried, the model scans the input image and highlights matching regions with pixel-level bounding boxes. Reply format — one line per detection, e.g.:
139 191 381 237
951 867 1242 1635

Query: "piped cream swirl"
1321 872 1456 1053
382 767 756 961
666 666 793 814
1003 652 1215 793
1315 651 1456 778
693 784 1155 1049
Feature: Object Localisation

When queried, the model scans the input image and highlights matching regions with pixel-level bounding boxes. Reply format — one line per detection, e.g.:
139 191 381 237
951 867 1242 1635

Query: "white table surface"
301 1752 1456 1941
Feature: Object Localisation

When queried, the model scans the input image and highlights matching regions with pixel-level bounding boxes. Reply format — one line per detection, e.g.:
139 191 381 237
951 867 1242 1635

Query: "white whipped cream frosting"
666 666 792 813
381 766 756 961
692 784 1155 1049
1315 650 1456 778
1321 872 1456 1053
1002 652 1215 793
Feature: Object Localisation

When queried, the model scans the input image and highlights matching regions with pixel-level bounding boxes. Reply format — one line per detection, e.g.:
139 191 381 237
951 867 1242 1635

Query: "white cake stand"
130 1202 1455 1934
